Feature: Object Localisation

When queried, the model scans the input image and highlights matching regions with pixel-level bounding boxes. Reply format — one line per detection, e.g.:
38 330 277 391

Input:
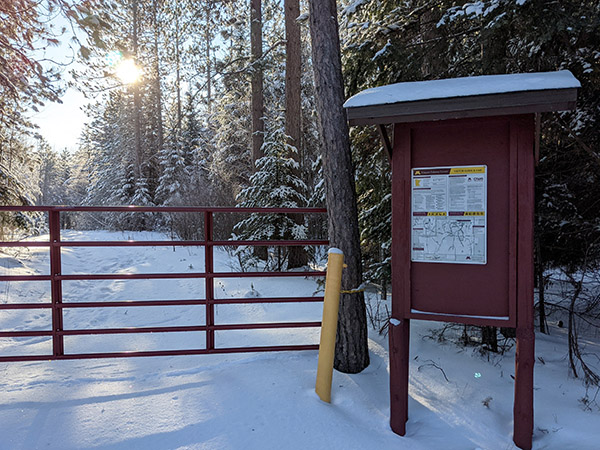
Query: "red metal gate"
0 206 327 362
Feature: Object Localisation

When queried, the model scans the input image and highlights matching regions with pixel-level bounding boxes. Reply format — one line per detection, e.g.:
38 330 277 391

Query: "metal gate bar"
0 206 327 362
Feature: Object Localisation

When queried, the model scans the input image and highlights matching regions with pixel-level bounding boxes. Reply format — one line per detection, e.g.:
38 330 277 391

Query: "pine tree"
235 116 307 270
73 0 166 219
352 126 391 299
210 3 253 207
0 132 43 237
156 142 187 206
250 0 265 167
36 140 60 205
309 0 370 373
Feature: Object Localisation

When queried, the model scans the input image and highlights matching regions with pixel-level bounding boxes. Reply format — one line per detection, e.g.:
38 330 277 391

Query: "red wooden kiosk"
344 71 580 450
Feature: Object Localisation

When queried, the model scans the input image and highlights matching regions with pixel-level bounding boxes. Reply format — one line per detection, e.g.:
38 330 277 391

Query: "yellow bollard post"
315 248 344 403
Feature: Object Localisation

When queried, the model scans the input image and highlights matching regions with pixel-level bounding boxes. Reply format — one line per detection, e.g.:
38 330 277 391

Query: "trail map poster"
411 166 487 264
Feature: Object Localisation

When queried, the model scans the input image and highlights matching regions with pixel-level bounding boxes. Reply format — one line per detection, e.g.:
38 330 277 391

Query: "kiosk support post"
389 122 411 435
389 318 410 435
513 116 535 450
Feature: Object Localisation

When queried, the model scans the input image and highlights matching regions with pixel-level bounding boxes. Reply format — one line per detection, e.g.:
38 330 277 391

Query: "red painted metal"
49 210 64 356
0 344 321 363
0 275 52 281
12 271 323 281
205 210 215 351
0 206 327 362
52 239 328 247
0 330 53 338
0 205 326 213
213 296 324 305
0 241 50 247
0 297 323 311
0 302 53 310
28 321 321 337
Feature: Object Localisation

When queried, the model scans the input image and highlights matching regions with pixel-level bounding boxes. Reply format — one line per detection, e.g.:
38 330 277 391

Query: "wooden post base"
513 326 535 450
389 317 410 435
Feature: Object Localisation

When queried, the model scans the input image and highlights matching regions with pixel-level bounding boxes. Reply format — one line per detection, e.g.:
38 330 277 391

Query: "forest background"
1 0 600 381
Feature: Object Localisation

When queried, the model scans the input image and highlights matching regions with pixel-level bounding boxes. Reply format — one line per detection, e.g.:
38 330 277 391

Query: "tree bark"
250 0 267 260
535 233 547 333
566 273 583 378
250 0 264 168
205 3 212 116
174 0 182 134
284 0 307 268
132 0 143 183
481 326 498 352
284 0 301 150
308 0 369 373
152 0 164 151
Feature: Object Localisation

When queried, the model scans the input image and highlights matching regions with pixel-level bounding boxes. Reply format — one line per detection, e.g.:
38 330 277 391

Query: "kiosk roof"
344 71 579 125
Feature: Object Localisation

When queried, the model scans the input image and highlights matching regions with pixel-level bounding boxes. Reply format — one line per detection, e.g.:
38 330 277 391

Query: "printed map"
411 166 487 264
412 216 485 263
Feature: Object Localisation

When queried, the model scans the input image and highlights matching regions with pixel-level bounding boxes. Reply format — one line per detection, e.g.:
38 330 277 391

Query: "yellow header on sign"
450 166 486 174
464 211 485 216
427 212 447 216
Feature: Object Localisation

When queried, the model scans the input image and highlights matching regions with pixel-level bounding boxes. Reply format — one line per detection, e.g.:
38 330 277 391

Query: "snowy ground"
0 231 598 449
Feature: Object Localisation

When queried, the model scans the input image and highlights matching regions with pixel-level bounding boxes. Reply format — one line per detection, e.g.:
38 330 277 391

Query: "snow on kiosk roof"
344 70 580 125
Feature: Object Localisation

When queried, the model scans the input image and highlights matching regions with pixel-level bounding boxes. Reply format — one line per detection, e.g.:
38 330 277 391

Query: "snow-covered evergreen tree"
235 116 307 269
0 132 44 237
156 143 187 206
36 140 59 206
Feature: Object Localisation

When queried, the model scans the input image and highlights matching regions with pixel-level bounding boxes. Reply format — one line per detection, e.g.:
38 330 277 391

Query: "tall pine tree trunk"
535 233 547 333
250 0 267 260
175 0 183 134
152 0 163 152
285 0 307 268
132 0 143 186
149 0 164 197
481 326 498 352
308 0 369 373
250 0 264 168
284 0 301 150
204 3 212 116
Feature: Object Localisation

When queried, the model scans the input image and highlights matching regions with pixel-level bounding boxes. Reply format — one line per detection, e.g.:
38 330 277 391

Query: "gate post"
204 211 215 351
49 209 64 356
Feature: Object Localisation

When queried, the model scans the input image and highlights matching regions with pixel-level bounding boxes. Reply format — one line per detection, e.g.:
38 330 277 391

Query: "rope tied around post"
340 282 367 294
